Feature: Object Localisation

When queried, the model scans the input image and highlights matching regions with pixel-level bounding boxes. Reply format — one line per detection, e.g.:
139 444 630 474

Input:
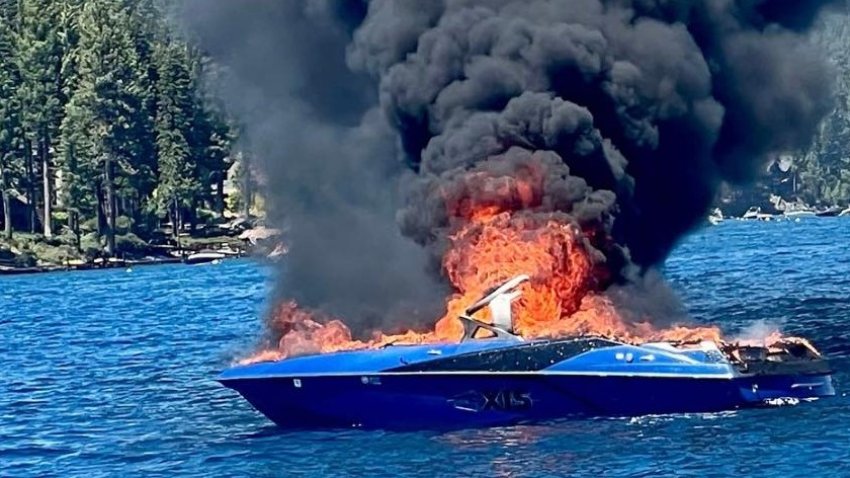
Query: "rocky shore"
0 219 282 275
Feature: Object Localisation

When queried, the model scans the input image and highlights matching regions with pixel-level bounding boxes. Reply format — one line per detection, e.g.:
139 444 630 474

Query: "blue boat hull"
221 371 835 429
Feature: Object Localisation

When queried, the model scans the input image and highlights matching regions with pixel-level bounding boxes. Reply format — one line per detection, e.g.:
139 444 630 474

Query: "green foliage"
0 0 242 255
115 232 147 254
115 215 133 234
79 231 102 257
54 225 78 245
0 229 82 265
16 0 64 144
153 39 199 218
195 207 218 227
80 216 98 233
793 15 850 206
30 240 79 263
0 1 23 239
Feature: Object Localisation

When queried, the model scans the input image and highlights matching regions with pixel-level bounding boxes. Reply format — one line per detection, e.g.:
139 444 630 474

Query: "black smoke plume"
183 0 840 341
181 1 448 334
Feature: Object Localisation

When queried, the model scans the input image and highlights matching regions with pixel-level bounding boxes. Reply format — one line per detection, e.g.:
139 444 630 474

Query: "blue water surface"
2 218 849 477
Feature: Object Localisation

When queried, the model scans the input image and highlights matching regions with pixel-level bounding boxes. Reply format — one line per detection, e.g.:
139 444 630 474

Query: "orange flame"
241 201 729 365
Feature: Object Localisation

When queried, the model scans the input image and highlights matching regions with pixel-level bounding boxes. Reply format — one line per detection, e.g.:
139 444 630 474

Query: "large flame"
241 203 723 365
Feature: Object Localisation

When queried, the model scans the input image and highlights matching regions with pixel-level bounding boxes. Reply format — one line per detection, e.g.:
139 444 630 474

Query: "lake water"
2 218 849 477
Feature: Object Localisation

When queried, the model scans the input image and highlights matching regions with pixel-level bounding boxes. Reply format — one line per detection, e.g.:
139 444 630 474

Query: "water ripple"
2 220 850 477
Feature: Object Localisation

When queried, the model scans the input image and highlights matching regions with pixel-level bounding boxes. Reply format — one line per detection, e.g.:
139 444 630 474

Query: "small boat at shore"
742 206 775 221
783 204 817 219
185 251 226 264
815 206 842 217
784 210 816 219
219 276 834 430
707 208 724 225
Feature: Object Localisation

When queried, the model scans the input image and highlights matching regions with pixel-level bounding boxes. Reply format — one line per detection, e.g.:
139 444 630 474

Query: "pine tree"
58 79 99 248
153 39 199 241
8 0 239 256
795 13 850 206
59 0 147 255
118 0 158 233
197 103 234 218
187 53 233 221
16 0 66 237
0 0 22 239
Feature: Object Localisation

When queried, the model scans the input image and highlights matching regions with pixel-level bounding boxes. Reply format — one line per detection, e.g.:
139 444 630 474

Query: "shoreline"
0 223 281 276
0 255 244 276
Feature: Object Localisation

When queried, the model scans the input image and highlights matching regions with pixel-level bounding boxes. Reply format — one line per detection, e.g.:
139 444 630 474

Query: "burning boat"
218 276 834 429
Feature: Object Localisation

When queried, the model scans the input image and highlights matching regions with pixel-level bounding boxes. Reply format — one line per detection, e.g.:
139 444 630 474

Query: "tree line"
0 0 247 257
2 1 846 264
794 14 850 206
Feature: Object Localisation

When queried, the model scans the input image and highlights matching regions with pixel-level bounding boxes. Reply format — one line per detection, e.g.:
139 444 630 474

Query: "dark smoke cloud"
182 1 449 335
357 0 839 267
183 0 840 336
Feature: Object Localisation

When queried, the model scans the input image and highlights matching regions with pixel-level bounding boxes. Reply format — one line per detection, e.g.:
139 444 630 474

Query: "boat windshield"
458 275 529 343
